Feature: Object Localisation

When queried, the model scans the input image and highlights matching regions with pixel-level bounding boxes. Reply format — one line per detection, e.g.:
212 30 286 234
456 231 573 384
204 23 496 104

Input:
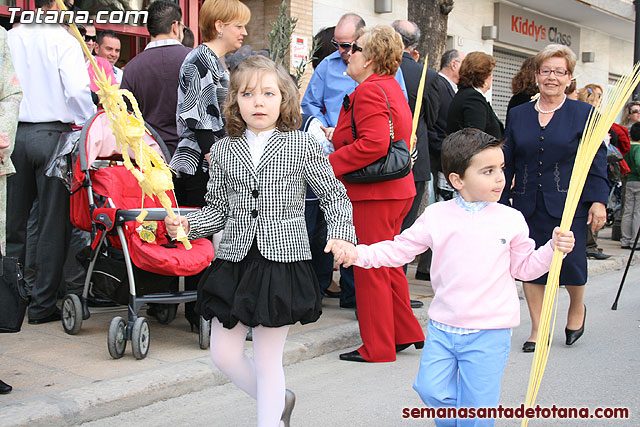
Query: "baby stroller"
62 110 214 359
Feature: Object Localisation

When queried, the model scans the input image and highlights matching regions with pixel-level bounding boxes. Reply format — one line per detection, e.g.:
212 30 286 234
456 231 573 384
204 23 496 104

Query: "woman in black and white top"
171 0 251 207
169 0 250 330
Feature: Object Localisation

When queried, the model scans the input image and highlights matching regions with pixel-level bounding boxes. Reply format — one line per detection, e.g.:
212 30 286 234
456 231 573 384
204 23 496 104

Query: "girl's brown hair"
224 55 302 137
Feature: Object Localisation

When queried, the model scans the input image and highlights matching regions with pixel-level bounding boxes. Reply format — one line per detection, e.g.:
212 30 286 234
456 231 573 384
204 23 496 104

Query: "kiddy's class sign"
494 3 580 55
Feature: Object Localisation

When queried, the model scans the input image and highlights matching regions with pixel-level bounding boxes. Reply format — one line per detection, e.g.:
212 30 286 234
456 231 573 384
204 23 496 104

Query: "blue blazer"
501 99 609 219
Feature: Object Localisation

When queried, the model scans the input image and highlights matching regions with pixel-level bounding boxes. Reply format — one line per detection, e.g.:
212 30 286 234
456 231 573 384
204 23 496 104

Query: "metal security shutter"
493 48 531 123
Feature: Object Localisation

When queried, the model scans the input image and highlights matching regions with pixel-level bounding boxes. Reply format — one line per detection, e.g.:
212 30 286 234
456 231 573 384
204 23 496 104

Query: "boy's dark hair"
97 29 118 45
630 122 640 142
147 0 182 38
441 128 504 186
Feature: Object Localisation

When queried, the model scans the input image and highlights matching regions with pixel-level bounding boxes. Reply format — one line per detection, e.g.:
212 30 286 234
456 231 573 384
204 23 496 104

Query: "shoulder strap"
349 83 394 143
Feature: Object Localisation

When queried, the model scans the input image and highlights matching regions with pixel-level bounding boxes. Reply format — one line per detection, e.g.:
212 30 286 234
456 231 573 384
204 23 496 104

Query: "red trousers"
352 198 425 362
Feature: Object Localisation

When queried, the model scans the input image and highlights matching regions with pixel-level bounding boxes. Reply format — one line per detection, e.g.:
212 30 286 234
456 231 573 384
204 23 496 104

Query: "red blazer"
329 74 416 202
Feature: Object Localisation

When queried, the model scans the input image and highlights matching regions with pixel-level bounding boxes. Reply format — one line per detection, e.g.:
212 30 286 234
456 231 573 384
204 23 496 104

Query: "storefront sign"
494 3 580 54
291 35 308 68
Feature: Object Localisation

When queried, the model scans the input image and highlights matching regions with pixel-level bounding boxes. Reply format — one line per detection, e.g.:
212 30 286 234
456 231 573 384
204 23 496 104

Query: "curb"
0 310 430 426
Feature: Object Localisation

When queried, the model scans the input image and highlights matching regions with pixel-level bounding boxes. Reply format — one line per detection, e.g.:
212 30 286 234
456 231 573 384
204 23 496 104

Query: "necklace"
535 94 567 114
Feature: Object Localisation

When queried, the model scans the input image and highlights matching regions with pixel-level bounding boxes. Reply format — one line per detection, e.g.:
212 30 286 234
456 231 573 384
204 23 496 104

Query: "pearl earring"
363 64 367 68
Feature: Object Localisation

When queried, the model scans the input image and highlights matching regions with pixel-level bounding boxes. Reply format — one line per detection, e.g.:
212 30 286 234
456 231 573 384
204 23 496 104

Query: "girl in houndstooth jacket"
166 55 357 427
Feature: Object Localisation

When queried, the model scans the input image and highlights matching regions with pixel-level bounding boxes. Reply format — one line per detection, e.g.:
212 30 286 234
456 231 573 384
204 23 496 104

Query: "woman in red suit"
328 25 425 363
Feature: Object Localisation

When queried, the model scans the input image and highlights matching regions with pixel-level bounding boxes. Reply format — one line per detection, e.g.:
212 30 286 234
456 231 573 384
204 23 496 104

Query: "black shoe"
28 309 61 325
0 379 12 394
185 313 199 334
410 300 424 309
415 271 430 281
323 289 341 298
565 305 586 345
281 389 295 427
396 340 425 353
86 297 118 307
339 301 355 309
586 250 611 260
522 341 536 353
339 349 368 362
621 245 631 250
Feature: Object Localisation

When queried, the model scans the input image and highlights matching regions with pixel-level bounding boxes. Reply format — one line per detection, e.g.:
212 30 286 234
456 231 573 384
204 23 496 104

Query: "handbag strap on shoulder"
350 83 395 145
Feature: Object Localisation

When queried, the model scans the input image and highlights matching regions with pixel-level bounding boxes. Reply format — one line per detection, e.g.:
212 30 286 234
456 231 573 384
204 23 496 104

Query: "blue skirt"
525 192 588 286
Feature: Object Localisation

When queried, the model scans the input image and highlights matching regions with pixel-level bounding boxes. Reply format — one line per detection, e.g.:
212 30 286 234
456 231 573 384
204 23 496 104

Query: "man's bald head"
334 13 365 64
391 20 420 51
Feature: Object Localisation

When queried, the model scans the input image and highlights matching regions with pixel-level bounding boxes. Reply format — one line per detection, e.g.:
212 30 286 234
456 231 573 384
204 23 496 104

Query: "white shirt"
245 128 275 167
438 71 458 93
113 65 123 84
145 39 182 50
8 23 95 125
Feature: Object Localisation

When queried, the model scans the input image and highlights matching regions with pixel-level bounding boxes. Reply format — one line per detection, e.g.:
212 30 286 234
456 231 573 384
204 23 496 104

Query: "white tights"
210 318 290 427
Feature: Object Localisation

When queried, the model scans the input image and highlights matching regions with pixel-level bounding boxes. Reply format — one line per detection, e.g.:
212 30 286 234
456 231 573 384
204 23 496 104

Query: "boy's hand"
551 227 575 253
165 215 190 239
324 239 357 267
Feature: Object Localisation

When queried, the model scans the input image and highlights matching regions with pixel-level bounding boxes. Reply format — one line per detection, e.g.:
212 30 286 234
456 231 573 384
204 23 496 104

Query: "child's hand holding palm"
324 239 358 268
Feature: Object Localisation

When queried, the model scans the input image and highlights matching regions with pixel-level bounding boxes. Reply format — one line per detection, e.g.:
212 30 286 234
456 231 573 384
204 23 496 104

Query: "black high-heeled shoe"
396 340 425 353
185 314 199 334
281 389 295 427
0 379 12 394
565 305 586 345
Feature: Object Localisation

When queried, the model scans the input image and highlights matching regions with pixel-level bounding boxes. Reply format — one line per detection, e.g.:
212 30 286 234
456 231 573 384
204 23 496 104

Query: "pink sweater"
355 200 554 329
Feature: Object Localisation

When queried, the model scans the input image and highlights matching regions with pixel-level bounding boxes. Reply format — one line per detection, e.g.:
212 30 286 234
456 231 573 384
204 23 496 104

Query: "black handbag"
0 251 28 333
342 83 412 183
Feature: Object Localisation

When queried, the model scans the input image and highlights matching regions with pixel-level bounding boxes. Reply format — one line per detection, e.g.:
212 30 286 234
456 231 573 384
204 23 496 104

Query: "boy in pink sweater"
351 128 575 425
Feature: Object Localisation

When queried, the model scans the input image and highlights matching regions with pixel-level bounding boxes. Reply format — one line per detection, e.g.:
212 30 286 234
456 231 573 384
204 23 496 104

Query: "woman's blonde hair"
199 0 250 43
224 55 302 137
577 83 603 107
357 24 403 76
534 44 576 74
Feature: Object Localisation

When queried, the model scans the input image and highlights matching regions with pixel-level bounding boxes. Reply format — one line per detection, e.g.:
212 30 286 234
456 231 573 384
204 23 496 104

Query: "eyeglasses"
630 109 640 114
538 68 570 77
350 43 363 54
84 35 97 42
331 38 354 50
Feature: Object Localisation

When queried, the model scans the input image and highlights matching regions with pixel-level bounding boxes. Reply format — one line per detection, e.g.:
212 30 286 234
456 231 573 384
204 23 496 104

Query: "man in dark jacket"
392 20 439 230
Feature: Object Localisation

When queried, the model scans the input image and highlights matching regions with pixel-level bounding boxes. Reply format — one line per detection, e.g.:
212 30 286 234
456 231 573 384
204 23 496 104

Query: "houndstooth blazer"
185 128 357 263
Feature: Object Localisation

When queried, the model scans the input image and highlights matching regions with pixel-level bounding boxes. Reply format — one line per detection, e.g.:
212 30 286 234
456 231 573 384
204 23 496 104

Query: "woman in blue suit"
502 44 609 352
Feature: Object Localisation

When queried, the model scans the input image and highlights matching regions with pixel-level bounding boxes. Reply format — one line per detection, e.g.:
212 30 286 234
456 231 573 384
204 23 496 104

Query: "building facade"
1 0 634 113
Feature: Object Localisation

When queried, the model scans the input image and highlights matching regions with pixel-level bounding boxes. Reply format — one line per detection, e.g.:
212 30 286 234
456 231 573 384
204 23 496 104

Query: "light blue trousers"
413 321 511 427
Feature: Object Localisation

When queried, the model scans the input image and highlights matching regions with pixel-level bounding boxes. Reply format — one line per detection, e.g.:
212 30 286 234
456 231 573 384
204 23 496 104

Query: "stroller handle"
117 208 199 222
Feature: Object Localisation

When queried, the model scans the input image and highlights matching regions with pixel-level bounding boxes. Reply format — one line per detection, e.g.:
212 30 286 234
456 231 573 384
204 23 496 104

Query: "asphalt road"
82 264 640 427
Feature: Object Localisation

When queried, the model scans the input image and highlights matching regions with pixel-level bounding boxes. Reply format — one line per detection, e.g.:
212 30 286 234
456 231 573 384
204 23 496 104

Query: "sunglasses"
631 109 640 114
331 38 354 50
350 43 363 54
84 35 97 42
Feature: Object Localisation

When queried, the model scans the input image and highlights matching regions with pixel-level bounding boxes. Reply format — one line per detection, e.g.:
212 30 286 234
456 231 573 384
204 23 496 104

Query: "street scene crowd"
1 0 639 426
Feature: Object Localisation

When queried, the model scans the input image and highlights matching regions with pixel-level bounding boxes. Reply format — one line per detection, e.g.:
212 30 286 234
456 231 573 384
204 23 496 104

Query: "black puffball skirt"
195 240 323 329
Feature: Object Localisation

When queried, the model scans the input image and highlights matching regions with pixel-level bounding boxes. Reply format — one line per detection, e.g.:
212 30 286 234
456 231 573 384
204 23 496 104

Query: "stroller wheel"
62 294 84 335
131 317 150 360
108 316 127 359
199 316 211 350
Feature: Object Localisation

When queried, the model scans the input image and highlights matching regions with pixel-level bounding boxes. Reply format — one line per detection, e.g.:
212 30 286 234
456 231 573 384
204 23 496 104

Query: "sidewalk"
0 229 636 427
